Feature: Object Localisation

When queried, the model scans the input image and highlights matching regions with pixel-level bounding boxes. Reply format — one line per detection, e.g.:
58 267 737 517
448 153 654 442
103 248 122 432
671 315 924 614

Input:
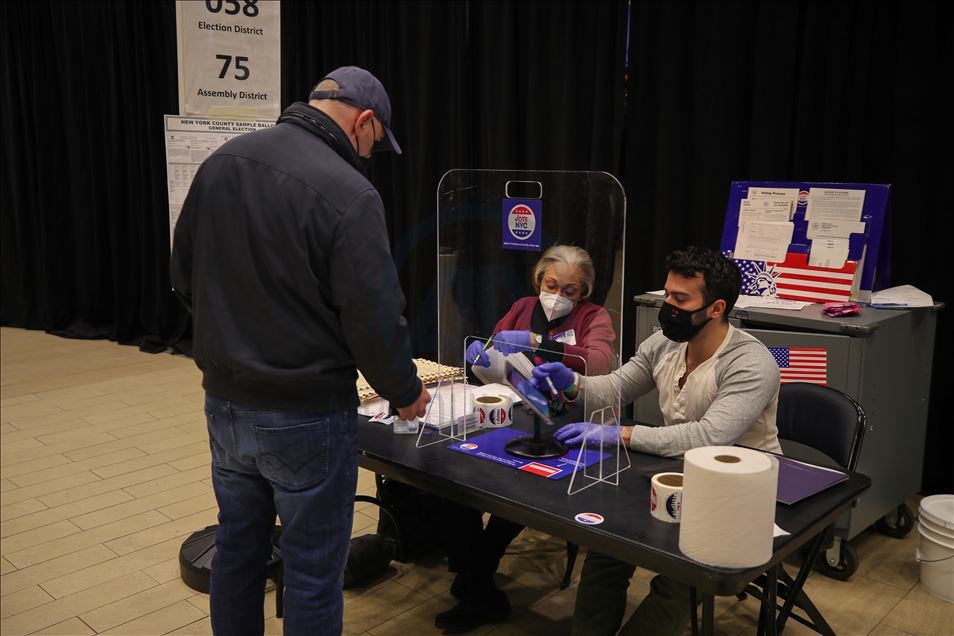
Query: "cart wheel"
814 540 858 580
874 503 914 538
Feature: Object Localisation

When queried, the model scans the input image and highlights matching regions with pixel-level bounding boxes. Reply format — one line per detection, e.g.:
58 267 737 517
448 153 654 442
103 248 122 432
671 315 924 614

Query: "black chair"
690 382 867 636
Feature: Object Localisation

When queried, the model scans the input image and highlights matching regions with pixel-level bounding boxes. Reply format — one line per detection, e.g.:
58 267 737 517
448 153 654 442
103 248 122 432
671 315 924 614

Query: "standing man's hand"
397 382 431 420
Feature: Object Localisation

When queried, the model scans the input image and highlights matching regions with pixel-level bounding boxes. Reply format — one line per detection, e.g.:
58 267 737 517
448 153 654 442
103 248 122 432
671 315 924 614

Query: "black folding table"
358 410 871 635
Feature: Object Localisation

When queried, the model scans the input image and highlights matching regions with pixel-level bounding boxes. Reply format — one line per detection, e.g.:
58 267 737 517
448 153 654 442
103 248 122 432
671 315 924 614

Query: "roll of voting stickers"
474 395 514 428
651 472 683 523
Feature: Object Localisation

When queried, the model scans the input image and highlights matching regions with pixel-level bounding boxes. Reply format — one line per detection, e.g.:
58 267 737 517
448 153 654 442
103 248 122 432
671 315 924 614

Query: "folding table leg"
764 564 778 636
778 531 825 631
690 587 699 636
702 593 715 636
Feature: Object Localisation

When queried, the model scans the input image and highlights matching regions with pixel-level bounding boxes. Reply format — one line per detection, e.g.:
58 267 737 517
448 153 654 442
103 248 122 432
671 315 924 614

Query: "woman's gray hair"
531 245 596 299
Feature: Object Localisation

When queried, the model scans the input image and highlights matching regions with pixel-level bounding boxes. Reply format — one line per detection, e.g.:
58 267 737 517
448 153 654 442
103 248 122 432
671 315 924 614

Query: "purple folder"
776 456 849 505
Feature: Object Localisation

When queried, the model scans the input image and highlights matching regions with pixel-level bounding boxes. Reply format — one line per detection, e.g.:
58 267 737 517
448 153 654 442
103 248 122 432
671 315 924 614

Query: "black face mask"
657 300 714 343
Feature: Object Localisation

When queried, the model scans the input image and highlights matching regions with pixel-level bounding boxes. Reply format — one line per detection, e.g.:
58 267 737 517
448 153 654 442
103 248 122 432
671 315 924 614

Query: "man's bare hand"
397 382 431 420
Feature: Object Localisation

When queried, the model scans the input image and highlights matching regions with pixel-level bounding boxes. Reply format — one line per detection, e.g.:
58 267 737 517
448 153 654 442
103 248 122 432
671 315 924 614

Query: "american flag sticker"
770 347 828 385
519 462 562 478
736 252 856 303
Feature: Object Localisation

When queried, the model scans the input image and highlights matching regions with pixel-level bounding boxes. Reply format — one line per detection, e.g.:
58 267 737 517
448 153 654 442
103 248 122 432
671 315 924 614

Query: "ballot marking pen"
531 354 561 400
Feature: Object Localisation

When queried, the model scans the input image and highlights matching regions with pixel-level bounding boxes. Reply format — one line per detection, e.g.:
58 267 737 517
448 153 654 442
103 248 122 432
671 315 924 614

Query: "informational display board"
164 114 274 245
720 181 890 303
176 0 281 119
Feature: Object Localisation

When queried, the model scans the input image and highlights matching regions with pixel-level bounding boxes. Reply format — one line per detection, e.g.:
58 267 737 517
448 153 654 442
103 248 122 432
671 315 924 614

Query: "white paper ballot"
808 238 850 268
738 199 793 224
805 188 866 221
471 347 535 386
807 219 867 239
734 221 794 262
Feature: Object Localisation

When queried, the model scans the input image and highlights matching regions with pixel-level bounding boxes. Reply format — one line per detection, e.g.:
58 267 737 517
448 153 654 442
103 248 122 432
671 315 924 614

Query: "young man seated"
531 246 781 636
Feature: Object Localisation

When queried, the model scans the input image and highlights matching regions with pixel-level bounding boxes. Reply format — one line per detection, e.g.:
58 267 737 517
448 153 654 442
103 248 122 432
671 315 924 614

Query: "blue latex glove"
492 330 532 355
530 361 575 392
554 422 622 448
466 340 490 367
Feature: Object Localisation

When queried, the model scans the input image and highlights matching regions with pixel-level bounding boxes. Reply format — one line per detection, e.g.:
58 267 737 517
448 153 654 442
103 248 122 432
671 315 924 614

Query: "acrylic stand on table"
567 404 630 496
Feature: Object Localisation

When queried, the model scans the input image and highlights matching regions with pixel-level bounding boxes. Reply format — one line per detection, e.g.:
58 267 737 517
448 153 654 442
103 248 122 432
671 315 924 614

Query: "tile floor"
1 327 952 635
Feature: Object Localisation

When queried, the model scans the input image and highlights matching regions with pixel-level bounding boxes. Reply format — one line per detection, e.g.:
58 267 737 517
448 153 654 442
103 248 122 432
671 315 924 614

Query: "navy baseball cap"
309 66 402 155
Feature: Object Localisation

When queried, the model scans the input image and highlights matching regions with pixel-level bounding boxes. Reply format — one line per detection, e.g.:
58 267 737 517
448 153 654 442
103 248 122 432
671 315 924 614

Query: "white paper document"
748 187 799 201
808 238 850 268
734 296 814 310
738 199 793 224
733 221 794 262
869 285 934 308
807 219 867 239
747 187 798 217
472 348 536 386
805 188 866 221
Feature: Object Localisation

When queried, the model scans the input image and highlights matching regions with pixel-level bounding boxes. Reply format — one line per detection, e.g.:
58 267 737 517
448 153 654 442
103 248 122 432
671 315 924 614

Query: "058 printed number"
205 0 259 17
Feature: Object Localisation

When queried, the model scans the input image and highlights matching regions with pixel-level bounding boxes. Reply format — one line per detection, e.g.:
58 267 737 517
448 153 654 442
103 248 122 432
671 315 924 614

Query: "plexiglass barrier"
436 169 626 370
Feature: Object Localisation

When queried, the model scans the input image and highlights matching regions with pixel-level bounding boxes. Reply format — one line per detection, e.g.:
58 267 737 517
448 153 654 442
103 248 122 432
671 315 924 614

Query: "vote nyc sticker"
574 512 605 525
502 198 542 252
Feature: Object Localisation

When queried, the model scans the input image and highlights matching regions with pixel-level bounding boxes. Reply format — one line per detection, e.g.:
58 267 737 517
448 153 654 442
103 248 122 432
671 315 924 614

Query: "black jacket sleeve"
329 189 421 408
169 176 199 313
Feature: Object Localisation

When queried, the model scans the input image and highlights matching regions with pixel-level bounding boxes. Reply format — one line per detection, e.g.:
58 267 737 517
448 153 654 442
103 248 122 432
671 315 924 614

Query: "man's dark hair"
665 246 741 318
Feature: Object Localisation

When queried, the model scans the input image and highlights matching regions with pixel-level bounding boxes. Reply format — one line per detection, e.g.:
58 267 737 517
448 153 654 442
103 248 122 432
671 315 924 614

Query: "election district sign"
501 198 542 251
177 0 281 119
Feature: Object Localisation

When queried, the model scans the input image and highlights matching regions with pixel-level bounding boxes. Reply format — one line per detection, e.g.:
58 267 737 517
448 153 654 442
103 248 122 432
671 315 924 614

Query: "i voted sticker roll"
474 395 514 428
679 446 778 568
650 472 683 523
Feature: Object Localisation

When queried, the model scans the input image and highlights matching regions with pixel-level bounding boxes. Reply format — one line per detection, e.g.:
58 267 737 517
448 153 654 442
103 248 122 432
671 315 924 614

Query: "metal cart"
631 293 941 578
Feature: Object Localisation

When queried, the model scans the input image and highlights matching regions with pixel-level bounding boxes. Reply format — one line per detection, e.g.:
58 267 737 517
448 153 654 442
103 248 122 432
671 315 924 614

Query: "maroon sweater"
493 297 617 375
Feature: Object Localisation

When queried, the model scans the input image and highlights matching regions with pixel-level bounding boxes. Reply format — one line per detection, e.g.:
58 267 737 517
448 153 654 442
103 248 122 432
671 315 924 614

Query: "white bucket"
917 495 954 604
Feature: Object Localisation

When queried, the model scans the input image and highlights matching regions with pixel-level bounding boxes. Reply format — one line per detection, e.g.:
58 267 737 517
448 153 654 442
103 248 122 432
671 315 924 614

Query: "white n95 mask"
539 291 575 322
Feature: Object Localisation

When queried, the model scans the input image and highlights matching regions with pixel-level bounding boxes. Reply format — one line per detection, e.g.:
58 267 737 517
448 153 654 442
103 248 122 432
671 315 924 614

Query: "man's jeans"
204 393 358 636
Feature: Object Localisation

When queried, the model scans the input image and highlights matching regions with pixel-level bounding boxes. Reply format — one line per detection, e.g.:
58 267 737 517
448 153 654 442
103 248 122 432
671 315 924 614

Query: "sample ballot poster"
176 0 281 119
164 115 274 245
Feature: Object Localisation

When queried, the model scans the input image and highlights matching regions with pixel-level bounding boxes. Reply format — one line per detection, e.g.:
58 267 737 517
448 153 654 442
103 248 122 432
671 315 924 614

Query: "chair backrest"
776 383 867 472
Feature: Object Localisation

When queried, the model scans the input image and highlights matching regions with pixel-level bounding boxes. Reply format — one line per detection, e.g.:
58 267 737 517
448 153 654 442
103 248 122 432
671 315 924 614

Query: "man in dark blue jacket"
171 66 429 636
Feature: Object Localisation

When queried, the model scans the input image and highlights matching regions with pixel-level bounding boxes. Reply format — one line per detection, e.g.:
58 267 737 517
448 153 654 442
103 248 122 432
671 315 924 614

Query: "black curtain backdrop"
622 0 952 492
280 0 627 357
1 1 183 347
1 1 949 490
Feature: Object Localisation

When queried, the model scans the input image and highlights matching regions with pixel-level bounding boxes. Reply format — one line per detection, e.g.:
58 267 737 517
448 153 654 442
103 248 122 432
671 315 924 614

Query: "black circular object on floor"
179 524 284 595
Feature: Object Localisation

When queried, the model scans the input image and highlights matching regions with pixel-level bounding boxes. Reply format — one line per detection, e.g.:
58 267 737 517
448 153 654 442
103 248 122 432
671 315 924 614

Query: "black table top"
358 409 871 596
